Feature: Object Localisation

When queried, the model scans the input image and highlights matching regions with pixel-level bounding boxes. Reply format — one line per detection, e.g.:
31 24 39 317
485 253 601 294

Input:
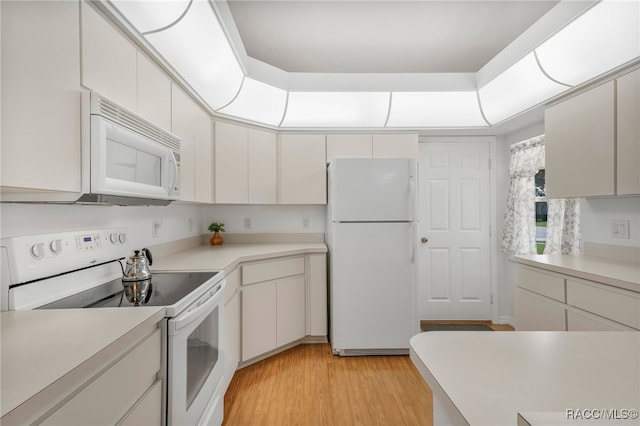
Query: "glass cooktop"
38 272 219 309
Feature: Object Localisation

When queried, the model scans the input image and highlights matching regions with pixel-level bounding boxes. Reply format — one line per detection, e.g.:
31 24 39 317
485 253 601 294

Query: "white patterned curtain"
544 199 582 254
501 136 545 255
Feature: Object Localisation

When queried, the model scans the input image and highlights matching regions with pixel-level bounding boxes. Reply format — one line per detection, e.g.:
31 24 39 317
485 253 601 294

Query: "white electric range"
1 228 226 426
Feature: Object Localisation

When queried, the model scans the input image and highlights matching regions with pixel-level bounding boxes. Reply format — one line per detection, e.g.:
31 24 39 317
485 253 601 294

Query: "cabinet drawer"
567 308 637 331
42 329 161 425
516 266 565 302
566 279 640 329
242 257 305 285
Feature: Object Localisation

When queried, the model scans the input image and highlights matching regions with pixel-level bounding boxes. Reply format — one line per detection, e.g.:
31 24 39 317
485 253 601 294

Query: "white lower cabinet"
514 287 566 331
514 264 639 331
223 268 241 393
41 329 162 425
242 280 278 361
240 254 326 363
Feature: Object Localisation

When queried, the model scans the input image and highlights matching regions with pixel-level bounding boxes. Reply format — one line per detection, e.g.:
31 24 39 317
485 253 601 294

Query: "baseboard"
495 316 515 327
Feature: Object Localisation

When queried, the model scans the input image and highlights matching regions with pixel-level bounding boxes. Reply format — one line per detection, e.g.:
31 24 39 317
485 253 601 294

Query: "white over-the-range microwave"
78 92 181 206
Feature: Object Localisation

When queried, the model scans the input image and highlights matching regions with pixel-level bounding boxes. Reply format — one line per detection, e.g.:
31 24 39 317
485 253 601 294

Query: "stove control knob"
50 239 63 255
118 233 127 244
110 233 119 244
30 243 45 260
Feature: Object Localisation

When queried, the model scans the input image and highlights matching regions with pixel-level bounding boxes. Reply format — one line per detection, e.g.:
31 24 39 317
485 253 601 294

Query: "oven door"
167 280 225 426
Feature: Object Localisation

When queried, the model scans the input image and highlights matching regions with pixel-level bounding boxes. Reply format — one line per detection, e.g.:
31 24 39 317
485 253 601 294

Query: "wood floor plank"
223 343 433 426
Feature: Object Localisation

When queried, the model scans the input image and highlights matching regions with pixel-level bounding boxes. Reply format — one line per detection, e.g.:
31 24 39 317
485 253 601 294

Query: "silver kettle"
122 248 153 282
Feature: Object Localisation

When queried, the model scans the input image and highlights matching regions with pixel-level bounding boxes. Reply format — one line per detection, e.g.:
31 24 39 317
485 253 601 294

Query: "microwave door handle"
169 152 179 194
172 282 225 332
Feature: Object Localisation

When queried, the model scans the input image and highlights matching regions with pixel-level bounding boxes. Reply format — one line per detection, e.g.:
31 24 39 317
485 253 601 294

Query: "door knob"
421 237 429 244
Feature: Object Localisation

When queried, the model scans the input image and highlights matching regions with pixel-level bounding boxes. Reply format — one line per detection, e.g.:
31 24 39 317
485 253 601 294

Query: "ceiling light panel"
281 92 390 128
536 0 640 87
217 77 287 126
144 0 244 110
386 91 487 127
478 52 567 125
109 0 190 34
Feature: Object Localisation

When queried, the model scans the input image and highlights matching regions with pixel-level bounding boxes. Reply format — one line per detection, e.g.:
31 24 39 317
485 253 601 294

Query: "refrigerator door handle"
409 175 417 221
410 222 416 264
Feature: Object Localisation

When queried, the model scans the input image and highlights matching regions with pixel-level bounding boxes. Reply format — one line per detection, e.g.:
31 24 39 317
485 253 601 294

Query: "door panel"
418 141 492 320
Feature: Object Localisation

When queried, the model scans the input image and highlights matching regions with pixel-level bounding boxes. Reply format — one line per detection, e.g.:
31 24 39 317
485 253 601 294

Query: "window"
535 169 547 254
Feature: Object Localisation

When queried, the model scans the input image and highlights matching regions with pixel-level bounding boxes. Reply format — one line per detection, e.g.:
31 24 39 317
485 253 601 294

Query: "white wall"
495 121 545 324
581 197 640 248
0 203 203 250
201 205 326 234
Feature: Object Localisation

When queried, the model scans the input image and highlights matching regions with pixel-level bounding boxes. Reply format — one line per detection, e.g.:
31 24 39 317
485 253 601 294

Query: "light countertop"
410 331 640 426
513 254 640 293
151 242 328 273
0 307 165 422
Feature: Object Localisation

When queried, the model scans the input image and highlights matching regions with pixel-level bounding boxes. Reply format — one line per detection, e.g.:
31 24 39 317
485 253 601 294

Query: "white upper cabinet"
172 86 213 203
326 134 419 162
137 54 172 132
215 121 249 204
214 122 277 204
326 134 373 162
81 2 137 113
372 134 419 158
278 134 327 204
1 0 81 193
545 81 616 198
616 68 640 196
248 129 277 204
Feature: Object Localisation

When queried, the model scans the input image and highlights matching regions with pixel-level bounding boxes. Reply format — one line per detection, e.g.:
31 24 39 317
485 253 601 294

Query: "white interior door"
418 141 492 320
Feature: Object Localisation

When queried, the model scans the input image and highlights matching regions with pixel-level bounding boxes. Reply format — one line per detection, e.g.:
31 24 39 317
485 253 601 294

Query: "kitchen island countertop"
410 331 640 426
0 307 165 422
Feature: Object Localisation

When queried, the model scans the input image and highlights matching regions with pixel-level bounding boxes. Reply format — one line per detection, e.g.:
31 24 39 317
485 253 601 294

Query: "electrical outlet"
152 220 162 238
244 217 252 230
302 217 310 230
611 220 630 239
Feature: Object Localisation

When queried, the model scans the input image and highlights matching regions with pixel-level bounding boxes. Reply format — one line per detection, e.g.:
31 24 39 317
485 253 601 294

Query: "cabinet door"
276 276 306 347
223 292 241 392
567 309 637 331
514 288 566 331
172 87 213 203
545 82 615 198
242 282 277 361
308 254 328 336
372 134 419 158
278 134 327 204
81 2 137 112
326 134 373 162
119 380 162 426
172 86 196 202
194 109 213 203
215 121 248 203
616 68 640 195
1 1 81 193
248 129 277 204
137 53 172 131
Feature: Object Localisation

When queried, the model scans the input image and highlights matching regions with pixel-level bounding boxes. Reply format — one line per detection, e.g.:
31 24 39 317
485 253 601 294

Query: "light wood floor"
223 323 512 426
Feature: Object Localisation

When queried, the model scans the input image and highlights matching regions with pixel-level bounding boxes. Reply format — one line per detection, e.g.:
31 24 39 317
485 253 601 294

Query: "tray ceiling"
225 0 560 74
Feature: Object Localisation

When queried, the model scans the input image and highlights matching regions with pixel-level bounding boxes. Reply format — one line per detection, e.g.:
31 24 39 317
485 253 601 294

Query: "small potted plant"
208 222 225 246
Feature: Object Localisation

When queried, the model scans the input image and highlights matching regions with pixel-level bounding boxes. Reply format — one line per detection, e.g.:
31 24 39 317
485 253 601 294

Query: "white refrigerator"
326 158 418 356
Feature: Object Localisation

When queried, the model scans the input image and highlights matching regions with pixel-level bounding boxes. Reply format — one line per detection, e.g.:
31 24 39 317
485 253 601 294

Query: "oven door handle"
172 281 225 332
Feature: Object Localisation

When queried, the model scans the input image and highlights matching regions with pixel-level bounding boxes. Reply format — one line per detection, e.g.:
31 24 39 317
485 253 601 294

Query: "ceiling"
225 0 560 74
